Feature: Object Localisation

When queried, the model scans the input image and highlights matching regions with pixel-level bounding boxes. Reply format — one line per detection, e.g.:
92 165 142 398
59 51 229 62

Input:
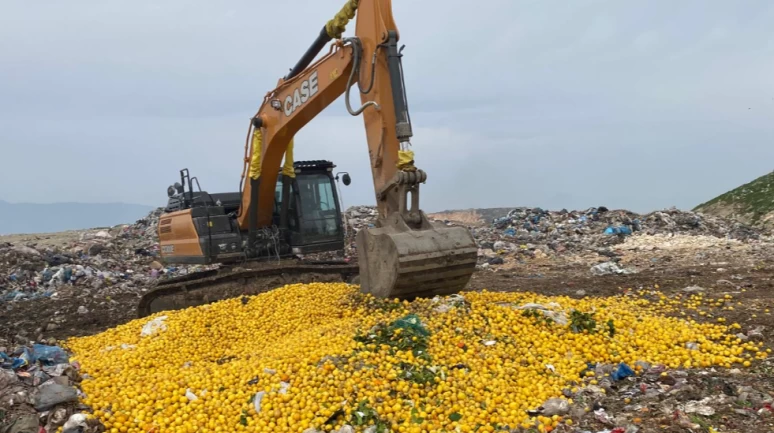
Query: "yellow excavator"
138 0 477 316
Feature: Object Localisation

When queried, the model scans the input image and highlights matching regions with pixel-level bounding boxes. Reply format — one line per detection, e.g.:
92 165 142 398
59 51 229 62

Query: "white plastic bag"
140 316 168 337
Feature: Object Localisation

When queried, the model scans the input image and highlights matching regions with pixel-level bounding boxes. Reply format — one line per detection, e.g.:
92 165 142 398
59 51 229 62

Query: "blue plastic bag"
32 344 69 365
0 347 32 370
611 362 634 381
63 267 73 282
604 226 632 236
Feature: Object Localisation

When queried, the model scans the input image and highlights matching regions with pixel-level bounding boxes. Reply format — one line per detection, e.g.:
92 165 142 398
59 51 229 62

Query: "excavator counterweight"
140 0 477 316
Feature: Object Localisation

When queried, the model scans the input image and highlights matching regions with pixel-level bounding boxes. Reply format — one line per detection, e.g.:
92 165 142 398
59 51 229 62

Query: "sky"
1 0 773 214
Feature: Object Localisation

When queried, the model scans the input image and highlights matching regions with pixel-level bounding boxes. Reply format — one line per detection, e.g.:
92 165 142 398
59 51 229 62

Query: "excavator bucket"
356 212 478 299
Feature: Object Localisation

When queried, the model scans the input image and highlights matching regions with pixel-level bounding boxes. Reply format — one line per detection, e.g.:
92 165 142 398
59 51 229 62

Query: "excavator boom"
239 0 477 298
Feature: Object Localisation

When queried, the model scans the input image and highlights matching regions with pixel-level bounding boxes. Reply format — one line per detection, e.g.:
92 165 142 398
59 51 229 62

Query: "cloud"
1 0 774 215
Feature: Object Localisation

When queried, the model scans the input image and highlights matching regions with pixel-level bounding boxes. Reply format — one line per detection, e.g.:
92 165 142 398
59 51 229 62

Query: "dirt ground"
2 240 773 432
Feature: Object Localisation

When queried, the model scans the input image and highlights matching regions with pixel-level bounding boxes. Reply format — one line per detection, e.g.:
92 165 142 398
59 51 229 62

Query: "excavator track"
137 261 359 317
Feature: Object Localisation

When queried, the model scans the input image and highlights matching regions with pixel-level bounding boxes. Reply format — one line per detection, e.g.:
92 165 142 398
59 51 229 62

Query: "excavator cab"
277 160 346 254
159 161 346 265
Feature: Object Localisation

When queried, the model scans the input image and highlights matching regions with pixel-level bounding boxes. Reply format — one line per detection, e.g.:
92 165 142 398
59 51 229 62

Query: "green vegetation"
694 171 774 224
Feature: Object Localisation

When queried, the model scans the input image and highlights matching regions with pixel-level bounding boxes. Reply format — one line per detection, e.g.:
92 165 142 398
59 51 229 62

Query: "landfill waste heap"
467 206 762 255
63 282 769 433
1 205 767 306
0 208 215 304
348 205 768 269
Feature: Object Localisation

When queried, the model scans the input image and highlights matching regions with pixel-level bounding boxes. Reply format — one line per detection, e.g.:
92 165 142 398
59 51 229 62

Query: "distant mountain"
0 200 155 235
694 171 774 228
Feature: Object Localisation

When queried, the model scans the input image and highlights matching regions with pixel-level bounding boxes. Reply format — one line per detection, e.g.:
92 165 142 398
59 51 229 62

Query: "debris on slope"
315 205 772 273
695 170 774 227
343 205 378 257
0 208 210 301
0 342 101 433
0 201 767 333
0 209 215 342
461 206 768 271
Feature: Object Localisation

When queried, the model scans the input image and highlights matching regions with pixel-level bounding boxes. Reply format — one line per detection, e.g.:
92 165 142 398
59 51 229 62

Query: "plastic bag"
515 303 569 326
141 316 168 337
1 414 38 433
0 347 33 370
590 261 636 276
253 391 266 413
611 362 634 381
34 383 78 410
63 413 88 432
540 398 570 416
32 344 70 365
396 150 416 171
604 225 633 236
389 314 429 336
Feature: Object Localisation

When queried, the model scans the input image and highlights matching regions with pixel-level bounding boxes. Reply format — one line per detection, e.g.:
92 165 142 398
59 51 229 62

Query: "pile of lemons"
66 283 766 433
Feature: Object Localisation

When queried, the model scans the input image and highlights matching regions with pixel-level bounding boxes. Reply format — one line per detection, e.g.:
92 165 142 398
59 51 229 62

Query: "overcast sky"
2 0 773 213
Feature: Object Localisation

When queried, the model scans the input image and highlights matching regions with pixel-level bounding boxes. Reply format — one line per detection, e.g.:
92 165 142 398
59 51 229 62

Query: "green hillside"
694 171 774 225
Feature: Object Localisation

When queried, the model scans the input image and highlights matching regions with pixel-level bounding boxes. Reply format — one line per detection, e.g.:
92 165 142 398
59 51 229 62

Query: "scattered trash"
611 363 634 381
140 315 168 337
0 208 215 313
1 344 69 371
0 414 38 433
604 225 633 236
747 326 765 340
539 397 570 416
684 397 717 416
279 381 290 394
253 391 266 413
33 382 78 410
347 205 767 272
185 388 198 401
30 344 69 365
673 410 701 430
512 302 569 326
333 426 354 433
62 414 88 432
431 294 467 314
590 261 636 276
594 408 614 425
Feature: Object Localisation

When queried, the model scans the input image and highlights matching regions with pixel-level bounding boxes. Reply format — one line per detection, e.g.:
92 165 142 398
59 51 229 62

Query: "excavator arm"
238 0 405 230
237 0 478 298
236 40 354 231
